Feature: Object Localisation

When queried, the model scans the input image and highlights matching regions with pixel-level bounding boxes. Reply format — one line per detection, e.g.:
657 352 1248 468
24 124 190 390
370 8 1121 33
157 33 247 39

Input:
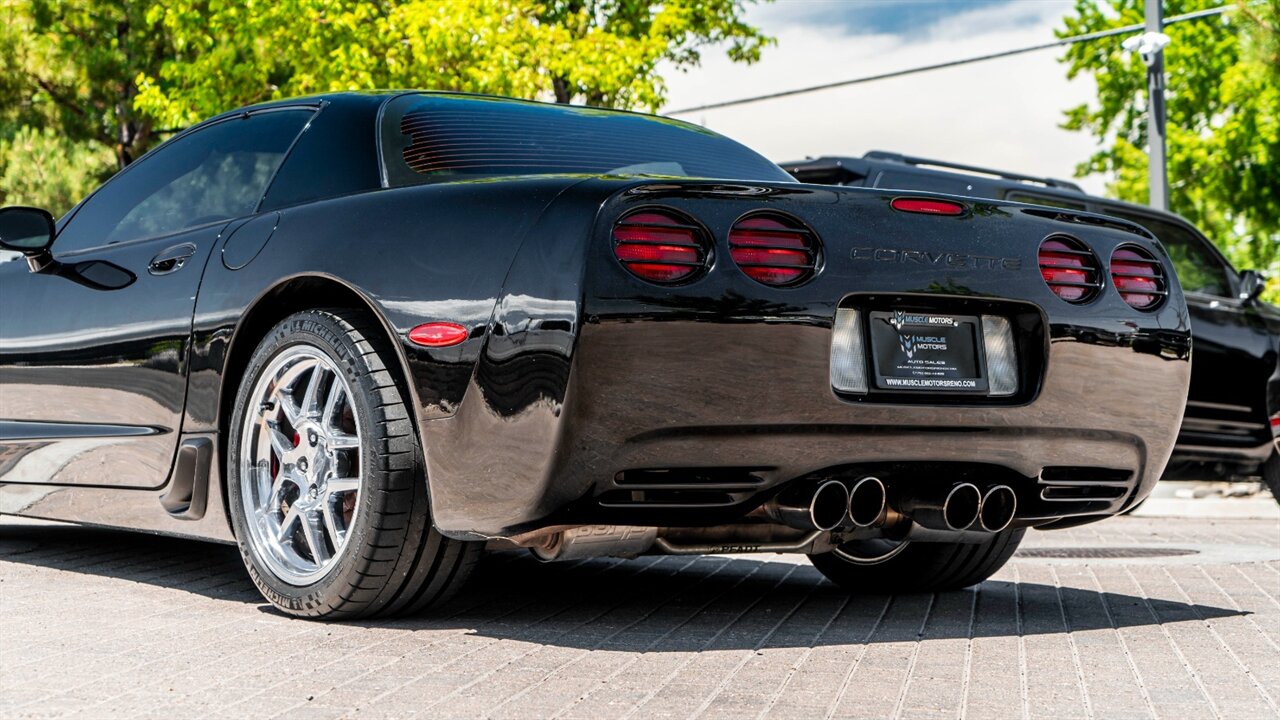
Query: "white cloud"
660 0 1110 195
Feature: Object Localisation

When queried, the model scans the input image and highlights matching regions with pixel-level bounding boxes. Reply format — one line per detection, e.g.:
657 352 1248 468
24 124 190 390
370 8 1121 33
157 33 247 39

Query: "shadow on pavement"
0 521 1248 651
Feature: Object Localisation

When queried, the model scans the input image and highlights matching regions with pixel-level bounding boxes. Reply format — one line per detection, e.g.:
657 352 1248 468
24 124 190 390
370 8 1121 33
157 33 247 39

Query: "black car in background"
782 152 1280 497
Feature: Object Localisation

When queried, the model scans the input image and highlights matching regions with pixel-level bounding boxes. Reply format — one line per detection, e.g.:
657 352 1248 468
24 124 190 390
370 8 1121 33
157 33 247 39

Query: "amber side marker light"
890 197 967 216
408 322 470 348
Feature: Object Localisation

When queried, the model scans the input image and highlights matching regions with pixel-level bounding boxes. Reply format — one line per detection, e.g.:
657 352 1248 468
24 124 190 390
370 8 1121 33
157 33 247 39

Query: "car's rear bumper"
413 179 1193 540
421 296 1190 540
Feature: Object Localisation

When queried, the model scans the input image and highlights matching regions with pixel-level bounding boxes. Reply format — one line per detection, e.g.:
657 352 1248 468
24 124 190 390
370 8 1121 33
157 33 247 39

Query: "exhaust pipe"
978 485 1017 533
764 480 850 532
531 525 657 562
894 482 982 531
847 476 887 528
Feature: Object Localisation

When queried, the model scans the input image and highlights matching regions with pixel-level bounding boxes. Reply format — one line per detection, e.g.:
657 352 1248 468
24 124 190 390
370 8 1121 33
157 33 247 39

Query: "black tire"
1264 451 1280 505
227 308 481 619
808 529 1025 593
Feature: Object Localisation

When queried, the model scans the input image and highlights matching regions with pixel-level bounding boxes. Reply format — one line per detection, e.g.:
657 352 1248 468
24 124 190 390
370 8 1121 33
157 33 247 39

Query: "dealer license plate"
868 310 989 393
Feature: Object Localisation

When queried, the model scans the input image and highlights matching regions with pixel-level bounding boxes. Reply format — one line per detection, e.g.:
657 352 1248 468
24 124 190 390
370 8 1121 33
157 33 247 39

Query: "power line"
665 4 1234 115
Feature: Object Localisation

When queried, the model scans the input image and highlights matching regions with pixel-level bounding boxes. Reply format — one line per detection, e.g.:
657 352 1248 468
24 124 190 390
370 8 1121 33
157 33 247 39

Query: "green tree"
0 0 176 213
1 0 770 214
135 0 771 128
1058 0 1280 302
0 126 114 211
1 0 171 169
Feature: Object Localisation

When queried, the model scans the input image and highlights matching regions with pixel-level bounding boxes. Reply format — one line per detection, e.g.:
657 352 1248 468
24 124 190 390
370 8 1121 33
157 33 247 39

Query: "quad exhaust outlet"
846 475 887 528
894 482 983 531
978 485 1017 533
763 479 850 532
518 476 1022 562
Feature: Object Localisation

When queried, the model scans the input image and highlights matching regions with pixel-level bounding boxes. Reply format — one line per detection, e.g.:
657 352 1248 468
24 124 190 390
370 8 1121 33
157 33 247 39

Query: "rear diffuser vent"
602 468 767 508
1039 466 1133 502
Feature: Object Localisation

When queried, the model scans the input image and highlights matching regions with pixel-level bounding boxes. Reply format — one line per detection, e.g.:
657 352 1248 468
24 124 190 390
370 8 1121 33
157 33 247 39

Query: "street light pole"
1146 0 1169 211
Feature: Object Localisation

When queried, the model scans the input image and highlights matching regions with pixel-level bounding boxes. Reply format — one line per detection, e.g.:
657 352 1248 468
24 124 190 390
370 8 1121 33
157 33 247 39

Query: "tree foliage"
0 0 771 215
0 126 114 211
1058 0 1280 302
1 0 169 168
135 0 770 127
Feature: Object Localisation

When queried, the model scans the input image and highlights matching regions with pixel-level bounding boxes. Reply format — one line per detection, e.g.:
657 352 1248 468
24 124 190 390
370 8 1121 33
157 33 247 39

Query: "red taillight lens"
408 322 470 348
728 214 819 286
891 197 967 216
1038 235 1100 303
612 210 709 284
1110 245 1166 310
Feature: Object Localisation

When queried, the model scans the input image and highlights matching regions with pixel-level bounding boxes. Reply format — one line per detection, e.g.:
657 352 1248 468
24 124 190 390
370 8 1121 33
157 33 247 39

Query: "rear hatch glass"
380 93 793 187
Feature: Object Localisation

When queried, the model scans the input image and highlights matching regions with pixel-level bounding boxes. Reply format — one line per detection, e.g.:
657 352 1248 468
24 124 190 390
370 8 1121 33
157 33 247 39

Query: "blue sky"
753 0 1021 35
660 0 1107 194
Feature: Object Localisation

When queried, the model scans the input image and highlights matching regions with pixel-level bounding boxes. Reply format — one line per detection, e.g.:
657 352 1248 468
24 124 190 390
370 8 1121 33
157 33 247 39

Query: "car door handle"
148 243 197 276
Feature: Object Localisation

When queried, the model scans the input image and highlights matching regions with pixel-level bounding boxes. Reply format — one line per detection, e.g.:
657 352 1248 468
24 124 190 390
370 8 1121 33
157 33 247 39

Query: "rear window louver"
388 96 789 183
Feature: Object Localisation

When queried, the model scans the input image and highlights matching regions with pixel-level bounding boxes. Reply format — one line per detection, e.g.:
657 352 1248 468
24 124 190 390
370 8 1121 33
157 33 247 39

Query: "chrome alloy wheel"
239 345 362 585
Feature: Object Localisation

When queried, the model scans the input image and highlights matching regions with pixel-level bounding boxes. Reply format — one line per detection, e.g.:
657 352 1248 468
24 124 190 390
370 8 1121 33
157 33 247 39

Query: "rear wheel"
227 308 481 619
808 529 1024 593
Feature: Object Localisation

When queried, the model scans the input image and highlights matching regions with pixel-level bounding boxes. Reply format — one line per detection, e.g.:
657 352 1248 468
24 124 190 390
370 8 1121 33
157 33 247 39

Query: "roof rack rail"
777 156 870 185
863 150 1085 193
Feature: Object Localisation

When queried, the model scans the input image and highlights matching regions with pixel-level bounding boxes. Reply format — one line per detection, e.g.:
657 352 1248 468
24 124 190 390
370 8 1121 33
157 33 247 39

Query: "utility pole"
1123 3 1171 210
1145 0 1169 211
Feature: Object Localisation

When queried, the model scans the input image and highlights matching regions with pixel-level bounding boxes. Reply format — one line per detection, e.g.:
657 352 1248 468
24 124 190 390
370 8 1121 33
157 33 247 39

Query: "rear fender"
186 178 584 433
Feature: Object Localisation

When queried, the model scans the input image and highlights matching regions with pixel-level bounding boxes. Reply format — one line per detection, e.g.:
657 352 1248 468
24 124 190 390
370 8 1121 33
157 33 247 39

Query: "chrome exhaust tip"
893 482 982 531
941 483 982 531
763 480 850 532
847 476 887 528
978 485 1017 533
810 480 852 532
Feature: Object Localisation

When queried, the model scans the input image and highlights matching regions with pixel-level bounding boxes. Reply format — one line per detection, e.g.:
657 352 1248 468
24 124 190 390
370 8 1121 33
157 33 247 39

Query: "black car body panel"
782 151 1280 479
1 95 1191 547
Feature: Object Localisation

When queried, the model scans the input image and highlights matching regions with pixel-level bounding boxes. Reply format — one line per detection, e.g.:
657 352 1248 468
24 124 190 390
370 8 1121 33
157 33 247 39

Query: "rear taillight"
1110 245 1166 310
1038 235 1100 303
728 214 819 286
612 210 709 284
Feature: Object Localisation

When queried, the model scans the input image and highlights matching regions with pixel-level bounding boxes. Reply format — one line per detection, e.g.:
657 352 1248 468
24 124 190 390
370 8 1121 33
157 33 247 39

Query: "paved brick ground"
1 515 1277 719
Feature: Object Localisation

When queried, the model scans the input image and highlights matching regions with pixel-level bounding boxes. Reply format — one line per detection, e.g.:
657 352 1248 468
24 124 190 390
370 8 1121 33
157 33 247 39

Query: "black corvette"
783 152 1280 498
0 92 1191 619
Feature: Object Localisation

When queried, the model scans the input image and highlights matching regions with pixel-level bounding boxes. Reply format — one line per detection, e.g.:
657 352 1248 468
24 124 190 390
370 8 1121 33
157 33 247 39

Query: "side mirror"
1238 269 1267 304
0 206 56 272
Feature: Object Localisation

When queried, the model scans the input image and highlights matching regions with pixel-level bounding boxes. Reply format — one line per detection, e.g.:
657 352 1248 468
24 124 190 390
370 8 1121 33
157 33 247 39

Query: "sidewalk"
1131 480 1279 520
